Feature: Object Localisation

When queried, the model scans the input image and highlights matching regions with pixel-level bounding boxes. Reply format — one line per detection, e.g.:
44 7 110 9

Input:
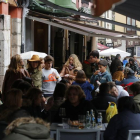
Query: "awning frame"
39 0 140 31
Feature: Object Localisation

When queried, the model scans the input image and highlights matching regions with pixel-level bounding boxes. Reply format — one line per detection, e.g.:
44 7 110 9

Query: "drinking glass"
62 118 70 129
59 108 66 117
78 115 85 129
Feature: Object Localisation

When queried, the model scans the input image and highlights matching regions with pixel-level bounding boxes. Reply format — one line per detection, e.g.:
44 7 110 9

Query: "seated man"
115 67 139 91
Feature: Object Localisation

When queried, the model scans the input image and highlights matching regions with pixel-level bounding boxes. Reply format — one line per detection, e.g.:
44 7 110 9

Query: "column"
9 7 22 56
91 37 98 50
0 1 10 90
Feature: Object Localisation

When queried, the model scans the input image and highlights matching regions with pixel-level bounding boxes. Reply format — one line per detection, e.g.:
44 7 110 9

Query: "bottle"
90 109 96 128
86 111 90 128
97 112 102 127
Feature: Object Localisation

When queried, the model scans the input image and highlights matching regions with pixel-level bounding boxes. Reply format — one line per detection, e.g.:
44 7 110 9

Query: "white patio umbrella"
20 51 47 60
100 48 130 58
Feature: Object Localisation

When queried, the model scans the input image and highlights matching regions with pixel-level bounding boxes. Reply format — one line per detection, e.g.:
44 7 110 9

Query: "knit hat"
28 55 40 61
98 60 108 66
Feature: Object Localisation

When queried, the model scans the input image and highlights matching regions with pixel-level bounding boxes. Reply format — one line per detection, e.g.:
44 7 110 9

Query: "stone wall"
0 15 11 90
11 18 21 56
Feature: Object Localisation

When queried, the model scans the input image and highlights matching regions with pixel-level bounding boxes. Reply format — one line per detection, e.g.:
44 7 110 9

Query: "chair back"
56 129 100 140
128 130 140 140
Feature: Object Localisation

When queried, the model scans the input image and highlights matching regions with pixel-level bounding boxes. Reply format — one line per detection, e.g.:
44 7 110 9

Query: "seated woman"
91 83 117 110
108 82 129 99
23 87 49 119
60 54 82 84
104 96 140 140
72 70 93 101
53 85 97 122
115 67 139 91
129 82 140 110
112 66 124 81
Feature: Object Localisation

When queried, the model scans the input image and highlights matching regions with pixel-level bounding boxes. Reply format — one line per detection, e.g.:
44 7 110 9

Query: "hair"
5 89 23 109
53 83 67 99
65 85 86 100
89 50 99 59
86 55 90 60
44 55 54 63
129 58 135 64
64 54 82 69
25 87 43 105
108 82 117 90
73 69 78 73
17 81 32 94
129 82 140 95
125 63 130 67
75 70 86 83
118 96 139 113
59 79 70 85
27 61 42 71
117 66 123 71
11 79 24 89
123 57 127 60
116 54 121 59
99 83 110 94
8 54 22 73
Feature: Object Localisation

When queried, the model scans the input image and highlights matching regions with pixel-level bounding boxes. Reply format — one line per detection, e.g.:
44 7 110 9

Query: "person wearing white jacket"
108 82 129 99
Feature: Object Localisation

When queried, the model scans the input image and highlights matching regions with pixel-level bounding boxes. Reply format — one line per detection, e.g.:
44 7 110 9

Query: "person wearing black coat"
110 54 122 76
91 83 117 110
53 85 97 122
104 97 140 140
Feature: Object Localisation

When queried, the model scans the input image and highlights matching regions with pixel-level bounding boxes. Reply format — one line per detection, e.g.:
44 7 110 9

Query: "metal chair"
56 129 100 140
127 130 140 140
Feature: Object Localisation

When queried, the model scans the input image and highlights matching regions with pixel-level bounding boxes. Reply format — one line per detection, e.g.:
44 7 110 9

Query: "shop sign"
113 40 122 48
106 43 114 48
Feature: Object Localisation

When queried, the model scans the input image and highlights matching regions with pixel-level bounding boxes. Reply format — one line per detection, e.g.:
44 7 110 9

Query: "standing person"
27 55 42 89
129 58 139 75
110 54 122 76
90 60 112 86
2 54 30 101
133 55 140 67
42 55 61 98
89 50 110 75
60 54 82 84
123 57 128 67
72 70 93 101
82 55 93 79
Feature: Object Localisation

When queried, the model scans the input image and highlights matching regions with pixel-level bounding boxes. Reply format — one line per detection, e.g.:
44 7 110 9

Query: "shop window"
126 17 136 35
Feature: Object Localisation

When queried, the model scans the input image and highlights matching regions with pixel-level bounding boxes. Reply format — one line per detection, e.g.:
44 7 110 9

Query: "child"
42 55 61 98
112 66 124 81
90 60 112 88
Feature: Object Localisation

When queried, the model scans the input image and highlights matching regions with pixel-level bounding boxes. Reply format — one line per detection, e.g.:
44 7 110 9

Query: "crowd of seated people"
0 50 140 140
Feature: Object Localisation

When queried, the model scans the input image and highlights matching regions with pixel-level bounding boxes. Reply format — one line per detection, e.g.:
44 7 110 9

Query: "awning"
27 10 140 41
97 43 109 50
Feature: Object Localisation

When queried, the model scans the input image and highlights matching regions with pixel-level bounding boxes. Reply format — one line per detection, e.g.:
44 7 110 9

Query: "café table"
50 123 108 140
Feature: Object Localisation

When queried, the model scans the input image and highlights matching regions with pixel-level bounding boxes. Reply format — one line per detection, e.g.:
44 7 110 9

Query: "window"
126 17 136 34
107 11 109 18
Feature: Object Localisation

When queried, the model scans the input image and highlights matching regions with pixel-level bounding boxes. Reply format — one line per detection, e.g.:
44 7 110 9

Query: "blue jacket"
72 81 93 101
115 75 139 85
104 110 140 140
123 60 128 67
90 71 112 84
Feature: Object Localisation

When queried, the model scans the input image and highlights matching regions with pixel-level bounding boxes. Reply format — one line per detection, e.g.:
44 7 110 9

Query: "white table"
50 123 108 140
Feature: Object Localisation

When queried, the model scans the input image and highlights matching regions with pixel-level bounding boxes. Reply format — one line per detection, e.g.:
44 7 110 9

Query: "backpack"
106 102 118 123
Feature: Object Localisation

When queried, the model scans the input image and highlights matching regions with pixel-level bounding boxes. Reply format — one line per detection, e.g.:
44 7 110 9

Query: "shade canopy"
20 51 47 60
97 43 109 50
100 48 131 58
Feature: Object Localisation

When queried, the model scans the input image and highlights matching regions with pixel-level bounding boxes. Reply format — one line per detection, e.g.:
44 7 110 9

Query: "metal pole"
48 24 51 55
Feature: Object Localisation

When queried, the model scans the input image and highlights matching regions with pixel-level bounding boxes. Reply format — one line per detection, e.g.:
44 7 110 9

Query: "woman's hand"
64 74 69 77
